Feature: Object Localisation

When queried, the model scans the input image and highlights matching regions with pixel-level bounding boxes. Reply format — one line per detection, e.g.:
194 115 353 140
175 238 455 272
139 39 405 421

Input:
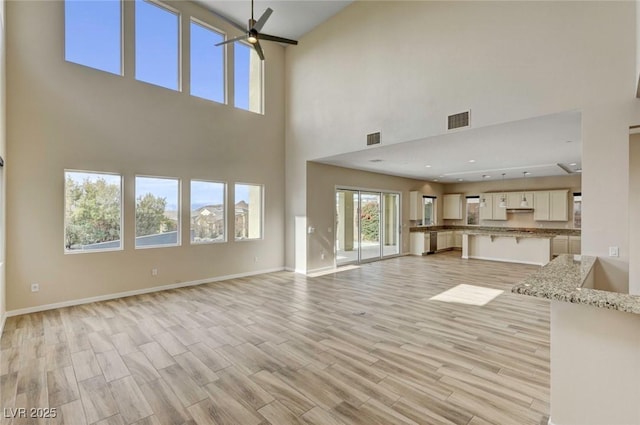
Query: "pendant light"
499 173 507 208
520 171 529 207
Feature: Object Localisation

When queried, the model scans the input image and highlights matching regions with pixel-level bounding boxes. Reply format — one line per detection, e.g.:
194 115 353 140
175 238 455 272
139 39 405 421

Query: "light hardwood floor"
0 252 550 425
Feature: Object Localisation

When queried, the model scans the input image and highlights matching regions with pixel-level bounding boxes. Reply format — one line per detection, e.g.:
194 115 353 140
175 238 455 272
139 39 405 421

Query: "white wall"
629 133 640 295
285 1 640 292
0 0 5 330
5 1 286 311
551 301 640 425
637 0 640 97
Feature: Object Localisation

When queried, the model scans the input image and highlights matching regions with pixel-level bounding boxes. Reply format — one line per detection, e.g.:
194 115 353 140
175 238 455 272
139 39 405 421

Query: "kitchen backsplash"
444 212 577 229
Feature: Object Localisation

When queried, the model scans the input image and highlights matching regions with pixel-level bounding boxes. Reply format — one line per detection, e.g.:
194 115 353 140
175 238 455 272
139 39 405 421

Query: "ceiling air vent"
447 110 470 130
367 132 381 146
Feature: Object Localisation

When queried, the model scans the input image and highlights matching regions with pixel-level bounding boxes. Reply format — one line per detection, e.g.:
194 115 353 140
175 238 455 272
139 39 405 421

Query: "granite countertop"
463 229 557 239
410 225 580 236
512 254 640 315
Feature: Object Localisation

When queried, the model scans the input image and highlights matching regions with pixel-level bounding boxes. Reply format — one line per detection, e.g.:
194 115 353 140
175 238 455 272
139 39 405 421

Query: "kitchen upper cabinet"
492 194 507 220
506 192 535 209
478 193 506 221
443 194 463 219
409 191 420 220
534 190 568 221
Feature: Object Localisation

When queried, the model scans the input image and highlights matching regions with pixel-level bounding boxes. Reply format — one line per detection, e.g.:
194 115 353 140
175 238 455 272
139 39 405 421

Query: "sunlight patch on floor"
307 264 361 277
429 284 503 306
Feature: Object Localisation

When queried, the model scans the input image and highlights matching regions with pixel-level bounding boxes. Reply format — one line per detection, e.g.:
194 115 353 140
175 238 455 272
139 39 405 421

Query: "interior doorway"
335 188 400 265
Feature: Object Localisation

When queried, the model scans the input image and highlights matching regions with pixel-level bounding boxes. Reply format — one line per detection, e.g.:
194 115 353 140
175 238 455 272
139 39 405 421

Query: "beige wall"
0 0 5 326
630 133 640 295
285 1 640 292
306 162 443 272
5 1 285 311
444 174 581 229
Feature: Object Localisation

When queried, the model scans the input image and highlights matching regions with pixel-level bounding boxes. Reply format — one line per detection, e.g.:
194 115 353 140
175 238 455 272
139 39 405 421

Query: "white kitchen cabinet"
452 231 462 248
443 194 463 219
550 190 569 221
409 191 420 220
552 236 569 256
569 236 581 255
507 192 535 209
479 194 494 220
437 231 452 251
492 195 507 220
534 190 568 221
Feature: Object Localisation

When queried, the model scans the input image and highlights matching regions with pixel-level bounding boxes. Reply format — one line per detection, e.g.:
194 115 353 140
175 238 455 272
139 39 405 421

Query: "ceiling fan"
214 0 298 60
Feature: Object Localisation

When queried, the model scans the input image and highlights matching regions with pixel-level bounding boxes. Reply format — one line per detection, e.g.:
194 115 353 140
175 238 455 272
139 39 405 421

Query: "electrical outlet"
151 268 158 276
31 283 39 292
609 246 619 257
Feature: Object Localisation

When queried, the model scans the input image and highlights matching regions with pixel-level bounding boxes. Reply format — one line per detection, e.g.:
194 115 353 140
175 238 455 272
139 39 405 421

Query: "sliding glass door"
336 188 400 265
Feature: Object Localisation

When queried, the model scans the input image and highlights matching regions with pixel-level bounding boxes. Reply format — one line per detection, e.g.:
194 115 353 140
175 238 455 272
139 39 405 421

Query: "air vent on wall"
447 110 470 130
367 132 381 146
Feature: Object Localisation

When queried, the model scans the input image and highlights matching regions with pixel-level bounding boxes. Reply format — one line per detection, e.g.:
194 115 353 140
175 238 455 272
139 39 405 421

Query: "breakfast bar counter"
462 229 554 266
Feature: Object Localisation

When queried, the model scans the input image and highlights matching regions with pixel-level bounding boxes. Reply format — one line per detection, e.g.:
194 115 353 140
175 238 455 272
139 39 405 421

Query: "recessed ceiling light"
468 159 476 163
576 168 582 173
439 175 444 178
524 171 531 175
433 179 439 182
569 163 577 166
457 178 464 181
482 175 491 179
425 165 432 168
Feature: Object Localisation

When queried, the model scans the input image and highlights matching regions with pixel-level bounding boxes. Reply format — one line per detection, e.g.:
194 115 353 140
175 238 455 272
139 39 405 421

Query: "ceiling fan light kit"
213 0 298 61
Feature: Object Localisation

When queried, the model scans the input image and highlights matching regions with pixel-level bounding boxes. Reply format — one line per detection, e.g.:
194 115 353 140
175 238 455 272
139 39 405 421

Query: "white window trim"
233 40 265 115
64 169 124 254
134 174 182 249
234 182 264 241
135 0 183 92
190 179 227 245
189 17 227 105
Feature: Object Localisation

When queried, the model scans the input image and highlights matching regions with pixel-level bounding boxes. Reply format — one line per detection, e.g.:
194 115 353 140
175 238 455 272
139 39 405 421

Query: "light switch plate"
609 246 619 257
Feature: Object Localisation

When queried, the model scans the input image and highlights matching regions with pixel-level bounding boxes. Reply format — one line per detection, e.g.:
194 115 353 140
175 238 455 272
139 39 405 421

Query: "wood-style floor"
0 252 550 425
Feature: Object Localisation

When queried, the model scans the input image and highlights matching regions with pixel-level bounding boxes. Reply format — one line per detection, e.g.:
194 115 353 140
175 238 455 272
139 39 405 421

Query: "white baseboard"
0 312 6 337
467 255 545 266
6 267 285 317
306 265 336 275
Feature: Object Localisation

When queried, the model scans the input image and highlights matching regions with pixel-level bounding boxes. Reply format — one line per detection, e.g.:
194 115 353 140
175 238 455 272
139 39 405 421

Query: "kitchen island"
462 229 555 266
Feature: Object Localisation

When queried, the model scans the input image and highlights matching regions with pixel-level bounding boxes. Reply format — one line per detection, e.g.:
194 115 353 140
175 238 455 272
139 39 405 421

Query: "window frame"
189 17 227 104
134 0 183 91
134 174 182 249
63 169 124 254
465 195 480 226
64 0 124 75
233 40 265 115
234 182 264 241
190 179 227 245
422 195 436 226
573 192 582 229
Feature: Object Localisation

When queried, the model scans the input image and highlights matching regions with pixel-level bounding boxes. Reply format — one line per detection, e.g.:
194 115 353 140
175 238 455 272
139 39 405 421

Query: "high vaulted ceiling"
315 111 582 183
194 0 353 40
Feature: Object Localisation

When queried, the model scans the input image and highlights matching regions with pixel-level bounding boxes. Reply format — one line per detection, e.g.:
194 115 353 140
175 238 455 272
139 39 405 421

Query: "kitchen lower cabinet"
437 231 452 251
410 232 432 255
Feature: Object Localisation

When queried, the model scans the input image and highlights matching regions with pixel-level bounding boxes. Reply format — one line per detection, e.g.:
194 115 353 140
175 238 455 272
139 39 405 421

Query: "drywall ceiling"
315 111 582 183
193 0 353 40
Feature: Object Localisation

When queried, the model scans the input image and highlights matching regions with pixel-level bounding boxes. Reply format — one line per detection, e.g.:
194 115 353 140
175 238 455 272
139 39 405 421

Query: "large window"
573 192 582 229
65 0 122 74
64 171 122 252
135 176 180 248
466 196 480 225
423 196 436 226
190 20 225 103
234 42 263 114
135 0 180 90
235 183 263 240
191 180 226 243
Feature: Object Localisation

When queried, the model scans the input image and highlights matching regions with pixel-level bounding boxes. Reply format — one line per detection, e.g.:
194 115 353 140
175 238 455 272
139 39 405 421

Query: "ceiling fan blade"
211 11 247 33
253 41 265 60
253 7 273 32
259 33 298 45
215 34 249 47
